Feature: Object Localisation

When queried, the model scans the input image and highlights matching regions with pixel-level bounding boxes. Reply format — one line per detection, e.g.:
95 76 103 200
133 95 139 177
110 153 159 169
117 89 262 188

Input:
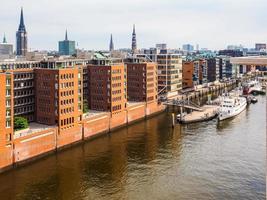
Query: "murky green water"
0 96 265 200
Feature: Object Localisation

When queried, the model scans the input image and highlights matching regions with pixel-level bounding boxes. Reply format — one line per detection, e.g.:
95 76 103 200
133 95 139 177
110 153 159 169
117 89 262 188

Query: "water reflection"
0 97 265 200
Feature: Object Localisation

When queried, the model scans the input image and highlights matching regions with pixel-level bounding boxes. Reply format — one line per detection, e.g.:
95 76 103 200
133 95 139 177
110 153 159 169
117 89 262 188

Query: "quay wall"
83 113 110 139
127 103 146 123
0 146 13 172
0 103 165 172
110 111 127 130
13 128 57 163
56 125 83 149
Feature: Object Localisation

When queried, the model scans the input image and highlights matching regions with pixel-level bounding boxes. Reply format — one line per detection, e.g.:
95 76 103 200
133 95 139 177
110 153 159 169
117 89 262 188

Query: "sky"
0 0 266 51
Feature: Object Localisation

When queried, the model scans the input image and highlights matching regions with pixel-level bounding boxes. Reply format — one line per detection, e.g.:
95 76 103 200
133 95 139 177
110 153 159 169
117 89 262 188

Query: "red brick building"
87 58 126 115
125 58 157 102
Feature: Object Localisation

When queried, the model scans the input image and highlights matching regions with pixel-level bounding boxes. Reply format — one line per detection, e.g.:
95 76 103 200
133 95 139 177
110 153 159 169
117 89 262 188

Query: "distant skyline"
1 0 266 51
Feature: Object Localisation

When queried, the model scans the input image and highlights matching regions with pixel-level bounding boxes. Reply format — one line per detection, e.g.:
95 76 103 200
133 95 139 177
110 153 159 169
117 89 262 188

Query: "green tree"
83 100 89 113
14 117 29 131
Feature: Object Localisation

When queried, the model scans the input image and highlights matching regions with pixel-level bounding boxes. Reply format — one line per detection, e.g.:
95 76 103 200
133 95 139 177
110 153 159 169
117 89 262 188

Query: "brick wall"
56 125 83 148
0 147 13 170
13 128 57 163
110 111 127 130
127 103 146 123
83 113 110 139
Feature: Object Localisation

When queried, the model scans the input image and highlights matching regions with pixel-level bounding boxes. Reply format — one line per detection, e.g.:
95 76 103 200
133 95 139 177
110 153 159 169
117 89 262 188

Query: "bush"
83 100 89 113
14 117 29 131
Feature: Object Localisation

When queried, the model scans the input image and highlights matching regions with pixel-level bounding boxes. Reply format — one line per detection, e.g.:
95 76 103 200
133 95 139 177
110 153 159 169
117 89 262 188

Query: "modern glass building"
58 30 76 56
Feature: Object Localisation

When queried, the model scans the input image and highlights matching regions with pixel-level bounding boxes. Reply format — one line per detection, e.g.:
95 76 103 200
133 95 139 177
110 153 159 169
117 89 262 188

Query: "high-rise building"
0 35 13 56
131 24 137 55
58 30 76 56
182 44 194 52
109 34 114 52
16 8 27 56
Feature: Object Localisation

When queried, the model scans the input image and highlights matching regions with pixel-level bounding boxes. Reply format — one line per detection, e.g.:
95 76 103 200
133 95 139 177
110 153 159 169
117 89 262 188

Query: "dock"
178 105 219 124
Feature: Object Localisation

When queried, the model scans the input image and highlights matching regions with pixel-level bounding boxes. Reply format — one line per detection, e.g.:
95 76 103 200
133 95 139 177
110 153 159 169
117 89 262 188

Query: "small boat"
251 97 258 104
218 95 247 121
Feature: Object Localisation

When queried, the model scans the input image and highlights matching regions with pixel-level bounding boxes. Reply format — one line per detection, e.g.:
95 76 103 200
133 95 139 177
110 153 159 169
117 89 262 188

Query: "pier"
177 105 219 124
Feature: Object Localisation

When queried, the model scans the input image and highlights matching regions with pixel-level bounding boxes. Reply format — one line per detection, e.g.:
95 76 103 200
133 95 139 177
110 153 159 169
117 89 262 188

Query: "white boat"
218 95 247 121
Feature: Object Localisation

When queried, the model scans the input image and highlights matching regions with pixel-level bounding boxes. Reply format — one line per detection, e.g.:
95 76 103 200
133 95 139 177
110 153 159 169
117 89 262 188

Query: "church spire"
109 34 114 52
131 24 137 55
16 7 28 56
18 7 26 31
133 24 136 35
3 34 7 43
65 29 68 40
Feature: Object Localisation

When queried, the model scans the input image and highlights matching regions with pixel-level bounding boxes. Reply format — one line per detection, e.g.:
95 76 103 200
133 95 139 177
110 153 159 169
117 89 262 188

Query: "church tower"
16 7 28 56
109 34 114 52
131 24 137 55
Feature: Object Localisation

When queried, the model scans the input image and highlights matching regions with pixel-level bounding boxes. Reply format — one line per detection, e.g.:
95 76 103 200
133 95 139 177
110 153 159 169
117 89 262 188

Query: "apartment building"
87 58 126 115
125 58 157 102
182 59 207 89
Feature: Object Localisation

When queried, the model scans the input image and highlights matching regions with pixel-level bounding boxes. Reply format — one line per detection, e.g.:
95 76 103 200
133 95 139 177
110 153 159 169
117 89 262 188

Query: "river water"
0 96 266 200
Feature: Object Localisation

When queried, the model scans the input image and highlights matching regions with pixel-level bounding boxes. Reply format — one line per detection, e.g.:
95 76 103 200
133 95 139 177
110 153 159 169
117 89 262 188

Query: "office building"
137 50 182 96
35 63 83 132
182 44 194 52
182 59 207 89
216 56 237 79
125 57 157 102
0 56 165 170
207 58 219 82
156 54 182 96
87 58 126 115
58 30 76 56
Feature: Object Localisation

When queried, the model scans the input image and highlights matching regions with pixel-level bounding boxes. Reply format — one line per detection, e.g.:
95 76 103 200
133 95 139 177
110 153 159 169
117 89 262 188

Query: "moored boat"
218 95 247 121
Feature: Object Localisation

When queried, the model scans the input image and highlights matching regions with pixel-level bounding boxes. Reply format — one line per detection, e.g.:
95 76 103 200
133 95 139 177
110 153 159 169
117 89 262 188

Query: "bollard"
172 113 175 128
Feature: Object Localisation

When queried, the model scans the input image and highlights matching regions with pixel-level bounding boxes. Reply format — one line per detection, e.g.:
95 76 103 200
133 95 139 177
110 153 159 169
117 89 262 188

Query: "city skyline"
1 0 266 51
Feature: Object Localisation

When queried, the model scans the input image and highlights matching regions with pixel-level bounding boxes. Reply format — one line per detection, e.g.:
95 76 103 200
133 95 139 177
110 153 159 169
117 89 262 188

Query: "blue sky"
0 0 266 51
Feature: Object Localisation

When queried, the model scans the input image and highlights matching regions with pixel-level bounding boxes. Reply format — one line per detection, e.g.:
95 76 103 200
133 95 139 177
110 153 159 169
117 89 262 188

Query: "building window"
6 79 11 86
6 99 11 107
6 120 11 128
6 110 11 117
6 89 11 97
6 133 11 142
